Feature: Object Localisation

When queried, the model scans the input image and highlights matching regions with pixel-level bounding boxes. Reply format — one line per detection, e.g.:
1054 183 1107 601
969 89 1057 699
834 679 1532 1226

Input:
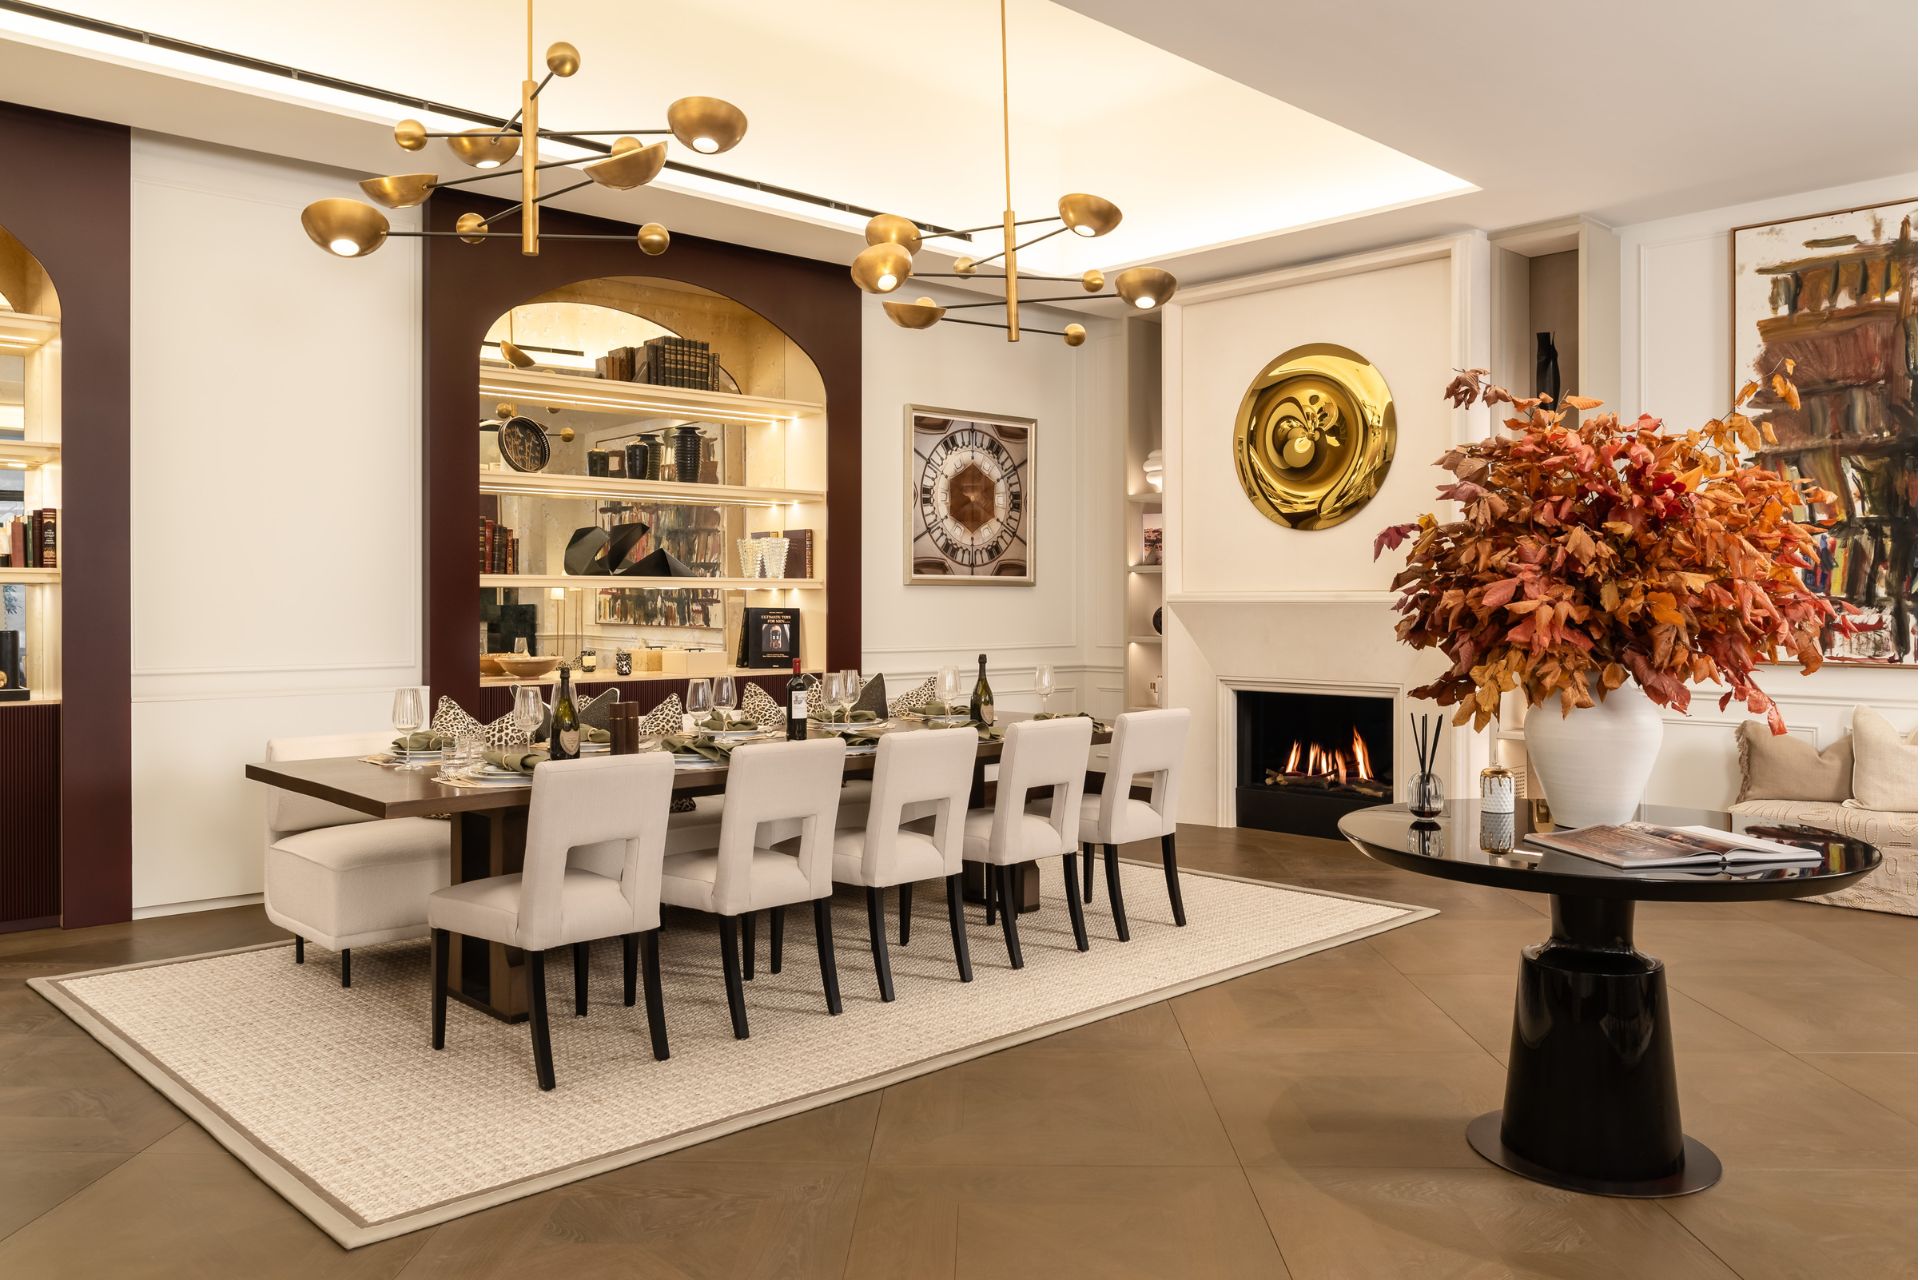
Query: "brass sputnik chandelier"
848 0 1178 346
298 1 746 260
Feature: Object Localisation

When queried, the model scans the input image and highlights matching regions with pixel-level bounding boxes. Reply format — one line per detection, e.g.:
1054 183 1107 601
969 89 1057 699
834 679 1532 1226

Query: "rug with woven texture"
31 861 1432 1247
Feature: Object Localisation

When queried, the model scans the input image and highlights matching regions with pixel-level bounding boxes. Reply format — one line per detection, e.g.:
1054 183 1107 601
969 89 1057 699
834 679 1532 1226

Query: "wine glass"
391 687 425 770
820 671 843 725
512 636 530 657
686 677 713 732
937 665 961 718
713 674 737 727
512 685 544 751
1036 663 1056 716
840 668 862 719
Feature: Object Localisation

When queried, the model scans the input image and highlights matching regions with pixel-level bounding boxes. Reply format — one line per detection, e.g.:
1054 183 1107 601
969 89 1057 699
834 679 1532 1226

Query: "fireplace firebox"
1234 689 1394 838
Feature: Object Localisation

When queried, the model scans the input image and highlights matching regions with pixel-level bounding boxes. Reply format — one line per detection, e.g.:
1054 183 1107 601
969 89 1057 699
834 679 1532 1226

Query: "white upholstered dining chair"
827 727 978 1000
1073 708 1191 940
661 737 847 1039
428 752 675 1091
261 732 451 988
969 715 1095 968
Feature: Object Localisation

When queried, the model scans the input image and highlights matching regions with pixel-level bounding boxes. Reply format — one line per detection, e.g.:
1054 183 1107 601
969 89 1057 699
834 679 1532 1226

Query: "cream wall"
1161 236 1489 823
859 285 1126 719
1617 173 1918 807
129 135 423 914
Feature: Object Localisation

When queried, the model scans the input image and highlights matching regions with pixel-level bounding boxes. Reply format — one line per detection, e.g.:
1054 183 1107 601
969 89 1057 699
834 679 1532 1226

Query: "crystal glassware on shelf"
736 538 762 579
760 536 790 578
1036 663 1055 715
512 637 530 657
511 685 544 751
391 687 426 770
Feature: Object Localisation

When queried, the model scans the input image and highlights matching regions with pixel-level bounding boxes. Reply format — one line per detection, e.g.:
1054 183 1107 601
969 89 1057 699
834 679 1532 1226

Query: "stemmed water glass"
937 665 961 719
511 685 544 751
821 671 845 725
1036 663 1056 716
840 668 861 719
713 674 737 728
391 687 426 770
686 677 713 732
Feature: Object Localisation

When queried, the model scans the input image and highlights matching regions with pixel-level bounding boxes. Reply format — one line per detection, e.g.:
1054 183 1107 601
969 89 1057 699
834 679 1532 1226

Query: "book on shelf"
1524 822 1822 870
477 517 518 575
736 605 801 669
0 509 56 568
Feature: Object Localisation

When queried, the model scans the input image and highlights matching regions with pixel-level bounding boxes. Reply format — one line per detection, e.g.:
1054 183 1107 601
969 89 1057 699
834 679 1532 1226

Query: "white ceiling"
0 0 1910 288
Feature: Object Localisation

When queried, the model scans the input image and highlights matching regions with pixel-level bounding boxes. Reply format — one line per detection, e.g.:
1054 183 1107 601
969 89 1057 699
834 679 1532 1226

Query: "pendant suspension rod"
999 0 1012 215
969 223 1068 269
489 70 555 137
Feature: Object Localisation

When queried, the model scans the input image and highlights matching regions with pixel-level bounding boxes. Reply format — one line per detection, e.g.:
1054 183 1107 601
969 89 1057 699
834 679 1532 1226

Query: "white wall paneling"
129 134 423 911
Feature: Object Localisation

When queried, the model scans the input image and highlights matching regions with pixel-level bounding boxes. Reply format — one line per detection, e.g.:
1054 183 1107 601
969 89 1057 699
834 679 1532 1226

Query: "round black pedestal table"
1338 801 1880 1198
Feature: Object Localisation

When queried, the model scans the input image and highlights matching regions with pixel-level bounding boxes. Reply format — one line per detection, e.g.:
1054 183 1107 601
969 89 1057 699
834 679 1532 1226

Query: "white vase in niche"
1524 680 1663 828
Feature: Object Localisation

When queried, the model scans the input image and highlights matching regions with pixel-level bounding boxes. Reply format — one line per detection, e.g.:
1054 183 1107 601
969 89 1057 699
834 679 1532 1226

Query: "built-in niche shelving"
1123 315 1165 712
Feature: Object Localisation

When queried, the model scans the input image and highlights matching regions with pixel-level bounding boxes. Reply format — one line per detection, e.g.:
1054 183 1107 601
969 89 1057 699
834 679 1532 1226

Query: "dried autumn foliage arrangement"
1374 369 1841 735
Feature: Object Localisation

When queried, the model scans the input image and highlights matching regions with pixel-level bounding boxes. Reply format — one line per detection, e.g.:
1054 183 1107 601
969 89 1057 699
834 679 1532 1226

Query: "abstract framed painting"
1732 199 1917 665
904 406 1035 585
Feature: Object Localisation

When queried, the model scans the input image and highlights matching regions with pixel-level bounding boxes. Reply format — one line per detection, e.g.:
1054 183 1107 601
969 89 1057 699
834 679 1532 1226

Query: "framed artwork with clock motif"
906 406 1035 585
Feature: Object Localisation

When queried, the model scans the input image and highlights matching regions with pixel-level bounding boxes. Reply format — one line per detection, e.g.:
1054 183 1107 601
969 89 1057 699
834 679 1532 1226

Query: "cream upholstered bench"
261 732 451 985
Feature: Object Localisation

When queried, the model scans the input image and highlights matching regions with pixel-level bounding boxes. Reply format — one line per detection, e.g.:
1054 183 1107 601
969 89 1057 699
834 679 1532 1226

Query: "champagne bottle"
550 662 581 760
969 653 994 725
786 658 810 740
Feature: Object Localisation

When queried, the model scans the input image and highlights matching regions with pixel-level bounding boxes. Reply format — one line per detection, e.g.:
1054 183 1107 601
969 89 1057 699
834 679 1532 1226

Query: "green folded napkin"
661 734 736 763
696 710 750 733
1031 712 1111 733
584 725 610 745
484 747 548 773
393 730 453 752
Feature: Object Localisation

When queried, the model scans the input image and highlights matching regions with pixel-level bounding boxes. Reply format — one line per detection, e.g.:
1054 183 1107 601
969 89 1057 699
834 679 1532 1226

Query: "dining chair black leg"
641 929 670 1061
294 935 305 965
742 911 757 981
998 865 1025 969
769 905 786 974
813 897 843 1015
1062 853 1090 952
1082 844 1096 904
984 867 997 926
898 882 913 946
945 872 973 983
1104 843 1131 942
622 933 638 1006
573 941 590 1016
1161 832 1187 927
717 916 749 1040
430 928 449 1050
340 948 352 988
866 887 895 1003
528 949 556 1091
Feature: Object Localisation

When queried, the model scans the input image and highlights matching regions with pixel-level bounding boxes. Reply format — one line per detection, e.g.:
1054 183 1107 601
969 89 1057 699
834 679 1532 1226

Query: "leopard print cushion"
887 675 937 717
638 693 683 736
431 695 528 748
741 683 784 731
804 674 887 719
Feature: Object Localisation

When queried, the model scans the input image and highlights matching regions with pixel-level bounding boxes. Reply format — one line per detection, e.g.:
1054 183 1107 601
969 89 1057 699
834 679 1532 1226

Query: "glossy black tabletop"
1338 801 1882 902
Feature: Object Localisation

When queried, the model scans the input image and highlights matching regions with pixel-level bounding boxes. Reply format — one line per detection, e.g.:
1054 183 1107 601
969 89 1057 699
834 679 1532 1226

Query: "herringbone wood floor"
0 825 1912 1278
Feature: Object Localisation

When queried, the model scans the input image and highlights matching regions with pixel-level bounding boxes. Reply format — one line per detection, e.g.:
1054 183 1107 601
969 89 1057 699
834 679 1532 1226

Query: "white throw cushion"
1852 706 1918 812
265 816 450 948
428 869 634 950
661 847 813 914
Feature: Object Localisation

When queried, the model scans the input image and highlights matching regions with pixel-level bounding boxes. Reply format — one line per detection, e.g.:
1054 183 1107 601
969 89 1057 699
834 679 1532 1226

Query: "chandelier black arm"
923 215 1055 239
968 223 1068 268
936 316 1073 336
934 295 1117 310
487 70 556 137
431 156 583 191
540 128 673 137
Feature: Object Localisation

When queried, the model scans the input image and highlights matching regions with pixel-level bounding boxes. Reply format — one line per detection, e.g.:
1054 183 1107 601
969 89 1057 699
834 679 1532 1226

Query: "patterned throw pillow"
430 695 527 748
887 675 936 717
741 683 784 731
638 693 683 736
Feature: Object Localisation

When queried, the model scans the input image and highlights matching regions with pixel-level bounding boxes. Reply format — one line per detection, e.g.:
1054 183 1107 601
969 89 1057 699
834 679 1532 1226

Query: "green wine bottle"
969 653 994 726
550 662 580 760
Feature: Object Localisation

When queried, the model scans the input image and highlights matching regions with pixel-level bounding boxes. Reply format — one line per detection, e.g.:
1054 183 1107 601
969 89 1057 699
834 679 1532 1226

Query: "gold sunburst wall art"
1232 343 1396 531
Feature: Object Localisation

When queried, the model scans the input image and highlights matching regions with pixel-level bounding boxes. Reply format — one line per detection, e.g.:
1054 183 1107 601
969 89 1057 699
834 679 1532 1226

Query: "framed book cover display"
905 405 1034 585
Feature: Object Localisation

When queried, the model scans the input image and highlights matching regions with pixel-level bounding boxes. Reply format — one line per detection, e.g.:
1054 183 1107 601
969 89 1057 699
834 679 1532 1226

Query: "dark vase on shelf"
624 440 651 482
586 448 612 478
1535 332 1562 407
672 426 704 483
1152 607 1163 635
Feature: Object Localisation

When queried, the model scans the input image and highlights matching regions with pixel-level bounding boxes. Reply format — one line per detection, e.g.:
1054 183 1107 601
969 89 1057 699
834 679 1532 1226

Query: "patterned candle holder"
736 538 764 579
760 536 790 578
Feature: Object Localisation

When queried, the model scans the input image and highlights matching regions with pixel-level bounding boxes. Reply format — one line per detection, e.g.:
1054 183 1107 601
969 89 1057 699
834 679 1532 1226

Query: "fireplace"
1234 689 1394 838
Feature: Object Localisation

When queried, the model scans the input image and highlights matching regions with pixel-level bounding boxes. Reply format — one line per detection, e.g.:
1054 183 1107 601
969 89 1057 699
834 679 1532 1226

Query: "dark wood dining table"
245 715 1110 1023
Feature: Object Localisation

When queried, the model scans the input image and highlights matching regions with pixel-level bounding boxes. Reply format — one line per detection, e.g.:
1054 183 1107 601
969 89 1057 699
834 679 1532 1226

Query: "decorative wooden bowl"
479 653 510 676
496 655 562 680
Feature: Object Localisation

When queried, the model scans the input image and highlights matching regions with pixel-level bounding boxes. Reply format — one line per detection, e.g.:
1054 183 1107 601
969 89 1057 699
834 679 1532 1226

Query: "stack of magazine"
1525 822 1823 870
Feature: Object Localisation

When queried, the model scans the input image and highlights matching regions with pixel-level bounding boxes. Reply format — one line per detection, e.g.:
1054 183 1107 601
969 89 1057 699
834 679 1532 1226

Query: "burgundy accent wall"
0 103 132 928
0 702 60 932
423 194 862 710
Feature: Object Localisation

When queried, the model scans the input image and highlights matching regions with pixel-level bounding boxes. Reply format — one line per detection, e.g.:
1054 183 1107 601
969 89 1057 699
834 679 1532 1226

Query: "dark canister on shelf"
624 440 651 482
586 448 612 477
672 425 704 483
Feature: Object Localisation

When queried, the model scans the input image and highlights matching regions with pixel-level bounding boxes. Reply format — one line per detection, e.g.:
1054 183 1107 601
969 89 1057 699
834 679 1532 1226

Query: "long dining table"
245 714 1112 1023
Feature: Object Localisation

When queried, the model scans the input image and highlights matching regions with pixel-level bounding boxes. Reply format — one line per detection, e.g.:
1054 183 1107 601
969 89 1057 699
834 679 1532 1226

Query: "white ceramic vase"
1524 682 1664 828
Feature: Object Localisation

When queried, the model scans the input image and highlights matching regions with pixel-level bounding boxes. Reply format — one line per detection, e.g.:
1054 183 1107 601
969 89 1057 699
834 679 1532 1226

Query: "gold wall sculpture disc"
1231 343 1396 530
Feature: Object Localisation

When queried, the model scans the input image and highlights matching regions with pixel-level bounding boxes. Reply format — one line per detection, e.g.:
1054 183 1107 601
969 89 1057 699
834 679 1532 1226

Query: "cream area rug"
32 861 1432 1247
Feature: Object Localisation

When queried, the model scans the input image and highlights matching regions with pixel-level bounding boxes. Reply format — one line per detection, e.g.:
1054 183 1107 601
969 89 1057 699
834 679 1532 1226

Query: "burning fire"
1272 728 1378 789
